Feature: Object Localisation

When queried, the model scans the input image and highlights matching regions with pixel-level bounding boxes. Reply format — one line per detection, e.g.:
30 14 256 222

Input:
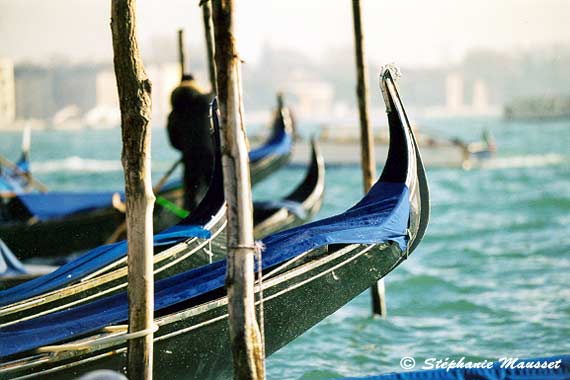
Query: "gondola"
248 94 294 183
0 67 429 380
0 96 294 260
0 181 188 260
253 138 324 238
0 123 323 325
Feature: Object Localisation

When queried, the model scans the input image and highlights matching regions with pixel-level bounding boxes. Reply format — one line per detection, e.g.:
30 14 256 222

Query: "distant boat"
50 105 83 130
253 138 324 238
291 125 495 169
83 105 120 129
504 95 570 122
0 66 429 379
248 94 294 183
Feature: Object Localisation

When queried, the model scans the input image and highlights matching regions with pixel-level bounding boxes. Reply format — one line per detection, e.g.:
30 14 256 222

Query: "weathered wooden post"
178 28 187 79
201 0 218 92
351 0 386 317
110 0 155 378
211 0 265 379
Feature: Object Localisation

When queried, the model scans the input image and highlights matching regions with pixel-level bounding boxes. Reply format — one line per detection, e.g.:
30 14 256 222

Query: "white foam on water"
30 157 176 174
31 156 122 173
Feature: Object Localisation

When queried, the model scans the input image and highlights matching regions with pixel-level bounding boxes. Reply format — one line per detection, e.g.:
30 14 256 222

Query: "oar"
0 154 48 193
105 158 184 244
152 158 183 193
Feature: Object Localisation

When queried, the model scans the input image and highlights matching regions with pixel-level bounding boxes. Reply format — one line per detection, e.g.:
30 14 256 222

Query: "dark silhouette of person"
166 74 214 211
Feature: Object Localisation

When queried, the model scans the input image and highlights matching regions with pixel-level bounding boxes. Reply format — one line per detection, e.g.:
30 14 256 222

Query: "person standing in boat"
166 74 214 211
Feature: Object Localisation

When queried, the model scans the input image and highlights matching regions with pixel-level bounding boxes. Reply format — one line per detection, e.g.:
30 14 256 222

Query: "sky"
0 0 569 67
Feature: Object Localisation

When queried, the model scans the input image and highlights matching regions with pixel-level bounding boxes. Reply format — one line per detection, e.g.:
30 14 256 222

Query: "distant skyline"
1 0 569 67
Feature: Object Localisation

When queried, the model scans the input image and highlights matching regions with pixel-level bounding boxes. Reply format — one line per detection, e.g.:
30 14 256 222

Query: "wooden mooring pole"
201 0 218 93
110 0 155 378
211 0 265 379
177 28 187 79
351 0 386 317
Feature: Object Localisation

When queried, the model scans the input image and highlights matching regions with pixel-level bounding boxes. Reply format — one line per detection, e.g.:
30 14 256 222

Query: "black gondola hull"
1 242 402 380
0 187 185 260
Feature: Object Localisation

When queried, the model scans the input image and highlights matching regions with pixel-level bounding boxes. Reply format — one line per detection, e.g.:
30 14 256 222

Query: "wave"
480 154 567 169
30 157 122 173
30 157 175 174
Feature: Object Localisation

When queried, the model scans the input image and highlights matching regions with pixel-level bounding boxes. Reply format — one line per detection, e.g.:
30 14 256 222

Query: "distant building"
14 64 57 120
14 63 102 127
53 65 98 114
0 60 16 127
472 79 489 110
445 73 464 111
11 62 202 128
95 69 118 108
285 70 335 121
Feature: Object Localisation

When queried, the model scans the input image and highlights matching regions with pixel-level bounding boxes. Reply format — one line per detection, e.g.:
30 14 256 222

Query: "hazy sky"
1 0 569 67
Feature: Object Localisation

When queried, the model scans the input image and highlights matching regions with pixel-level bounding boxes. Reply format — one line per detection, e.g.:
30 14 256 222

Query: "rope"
36 324 159 354
254 241 266 356
204 238 214 264
228 243 257 250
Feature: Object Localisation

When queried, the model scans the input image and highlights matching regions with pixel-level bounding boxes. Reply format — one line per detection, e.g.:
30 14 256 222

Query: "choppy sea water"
1 118 569 379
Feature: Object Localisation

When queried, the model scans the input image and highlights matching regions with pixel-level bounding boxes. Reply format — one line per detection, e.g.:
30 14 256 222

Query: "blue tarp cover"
337 355 570 380
249 123 292 163
0 224 210 307
0 180 410 358
17 191 125 221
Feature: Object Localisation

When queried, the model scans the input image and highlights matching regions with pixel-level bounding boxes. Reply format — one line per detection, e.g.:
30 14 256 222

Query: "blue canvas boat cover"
16 191 125 221
336 355 569 380
0 239 26 276
249 122 292 163
0 179 410 358
0 223 211 307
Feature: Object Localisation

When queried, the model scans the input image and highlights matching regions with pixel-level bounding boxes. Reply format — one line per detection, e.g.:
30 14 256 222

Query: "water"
1 118 569 378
